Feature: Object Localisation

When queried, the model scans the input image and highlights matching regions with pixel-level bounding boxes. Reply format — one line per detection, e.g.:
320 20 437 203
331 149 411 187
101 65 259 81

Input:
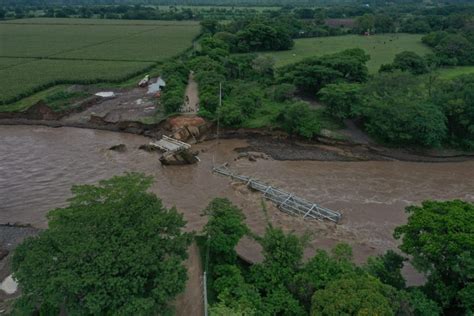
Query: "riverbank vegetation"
12 173 192 315
201 197 473 315
11 173 473 315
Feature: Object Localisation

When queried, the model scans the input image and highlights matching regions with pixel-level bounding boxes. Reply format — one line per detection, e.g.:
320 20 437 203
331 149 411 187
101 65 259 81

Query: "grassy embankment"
0 18 200 112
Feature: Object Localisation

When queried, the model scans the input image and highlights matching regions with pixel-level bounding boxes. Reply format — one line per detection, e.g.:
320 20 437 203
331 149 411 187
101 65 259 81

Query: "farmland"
0 18 200 105
266 34 432 73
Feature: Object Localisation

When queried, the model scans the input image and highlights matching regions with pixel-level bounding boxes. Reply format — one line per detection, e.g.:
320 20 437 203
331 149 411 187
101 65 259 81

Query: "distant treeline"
1 0 474 7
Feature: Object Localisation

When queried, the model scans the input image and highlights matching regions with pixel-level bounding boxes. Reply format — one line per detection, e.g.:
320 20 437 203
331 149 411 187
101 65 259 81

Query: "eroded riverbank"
1 125 474 285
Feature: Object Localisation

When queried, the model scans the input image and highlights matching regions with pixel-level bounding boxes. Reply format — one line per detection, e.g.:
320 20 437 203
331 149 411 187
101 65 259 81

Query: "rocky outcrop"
165 116 209 143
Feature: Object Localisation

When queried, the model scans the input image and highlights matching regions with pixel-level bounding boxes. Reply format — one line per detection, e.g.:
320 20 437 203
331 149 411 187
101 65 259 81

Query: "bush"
318 83 363 121
218 102 243 127
266 83 296 102
276 102 321 139
363 99 447 147
392 51 428 75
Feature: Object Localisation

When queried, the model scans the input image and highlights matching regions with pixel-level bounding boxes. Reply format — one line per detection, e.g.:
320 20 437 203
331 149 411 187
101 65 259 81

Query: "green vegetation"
201 197 471 315
0 18 200 106
43 90 90 112
12 173 191 315
11 176 473 315
438 66 474 79
395 200 474 314
264 34 432 72
0 59 154 105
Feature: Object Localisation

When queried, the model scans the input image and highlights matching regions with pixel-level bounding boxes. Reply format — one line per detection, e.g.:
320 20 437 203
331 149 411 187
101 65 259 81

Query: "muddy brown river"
1 125 473 283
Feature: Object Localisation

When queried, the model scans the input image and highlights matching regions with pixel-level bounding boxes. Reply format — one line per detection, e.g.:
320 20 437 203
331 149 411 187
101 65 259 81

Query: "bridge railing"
213 164 342 223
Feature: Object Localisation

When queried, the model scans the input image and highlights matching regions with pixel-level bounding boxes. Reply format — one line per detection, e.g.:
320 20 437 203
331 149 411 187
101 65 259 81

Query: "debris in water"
95 91 115 98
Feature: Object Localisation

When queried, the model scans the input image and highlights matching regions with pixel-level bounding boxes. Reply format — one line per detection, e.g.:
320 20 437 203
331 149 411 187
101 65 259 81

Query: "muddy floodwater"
1 125 474 282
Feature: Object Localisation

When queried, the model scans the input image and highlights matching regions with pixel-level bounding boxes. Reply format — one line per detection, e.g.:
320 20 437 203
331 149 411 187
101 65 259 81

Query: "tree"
318 83 363 121
374 14 395 33
392 51 428 75
236 23 293 52
203 198 249 264
249 226 306 316
218 102 243 127
278 49 369 94
431 74 474 149
276 102 321 139
12 173 191 315
360 72 447 147
362 97 447 147
200 19 219 34
311 274 397 316
355 13 375 34
267 83 296 102
292 246 357 311
435 34 474 66
394 200 474 313
365 250 407 290
398 289 441 316
251 55 275 77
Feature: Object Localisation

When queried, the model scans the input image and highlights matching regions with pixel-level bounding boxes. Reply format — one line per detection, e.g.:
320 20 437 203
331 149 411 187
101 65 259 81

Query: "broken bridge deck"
149 135 191 155
213 164 342 223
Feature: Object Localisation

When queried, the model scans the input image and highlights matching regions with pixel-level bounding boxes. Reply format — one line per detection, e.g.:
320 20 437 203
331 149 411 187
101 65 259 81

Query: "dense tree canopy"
433 74 474 150
394 200 474 313
203 198 249 264
12 173 191 315
310 274 397 316
318 82 363 121
276 101 321 139
278 48 369 93
358 72 447 147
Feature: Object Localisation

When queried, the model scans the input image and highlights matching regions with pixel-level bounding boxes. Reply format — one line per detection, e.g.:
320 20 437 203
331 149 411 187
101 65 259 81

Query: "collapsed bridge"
213 164 342 223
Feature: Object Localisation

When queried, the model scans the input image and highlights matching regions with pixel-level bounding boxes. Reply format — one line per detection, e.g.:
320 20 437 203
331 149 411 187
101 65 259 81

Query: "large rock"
160 150 199 165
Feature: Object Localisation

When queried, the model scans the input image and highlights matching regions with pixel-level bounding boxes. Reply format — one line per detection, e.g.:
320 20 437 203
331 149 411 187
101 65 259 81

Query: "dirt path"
181 73 199 114
173 242 204 316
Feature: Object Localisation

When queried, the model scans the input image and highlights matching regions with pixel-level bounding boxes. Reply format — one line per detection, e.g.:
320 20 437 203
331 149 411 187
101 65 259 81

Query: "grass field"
0 18 200 106
438 66 474 79
267 34 432 73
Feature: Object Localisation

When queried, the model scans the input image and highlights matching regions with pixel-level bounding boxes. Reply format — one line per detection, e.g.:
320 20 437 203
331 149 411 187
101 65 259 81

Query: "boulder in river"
108 144 127 152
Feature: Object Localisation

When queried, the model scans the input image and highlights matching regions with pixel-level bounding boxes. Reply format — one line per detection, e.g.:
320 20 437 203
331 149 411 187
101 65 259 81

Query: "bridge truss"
213 164 342 223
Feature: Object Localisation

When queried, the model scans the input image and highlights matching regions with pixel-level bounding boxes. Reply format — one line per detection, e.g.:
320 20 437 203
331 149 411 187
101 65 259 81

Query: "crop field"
0 18 200 105
267 34 432 73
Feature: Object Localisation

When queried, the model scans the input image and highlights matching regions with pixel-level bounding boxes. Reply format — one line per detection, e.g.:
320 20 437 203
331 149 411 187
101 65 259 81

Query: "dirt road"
181 73 199 114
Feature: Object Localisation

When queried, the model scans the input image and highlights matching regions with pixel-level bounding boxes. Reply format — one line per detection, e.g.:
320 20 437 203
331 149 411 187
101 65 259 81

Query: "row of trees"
316 53 474 149
203 197 474 315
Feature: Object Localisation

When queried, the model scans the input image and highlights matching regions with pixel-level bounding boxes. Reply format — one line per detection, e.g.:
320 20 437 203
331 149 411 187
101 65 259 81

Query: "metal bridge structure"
213 164 342 223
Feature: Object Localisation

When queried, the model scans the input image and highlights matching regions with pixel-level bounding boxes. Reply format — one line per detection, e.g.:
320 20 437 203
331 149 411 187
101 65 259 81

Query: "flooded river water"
1 125 473 281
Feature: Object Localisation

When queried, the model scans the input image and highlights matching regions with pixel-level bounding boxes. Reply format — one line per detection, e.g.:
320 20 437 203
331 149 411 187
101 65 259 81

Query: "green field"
0 18 200 105
438 66 474 79
266 34 432 73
